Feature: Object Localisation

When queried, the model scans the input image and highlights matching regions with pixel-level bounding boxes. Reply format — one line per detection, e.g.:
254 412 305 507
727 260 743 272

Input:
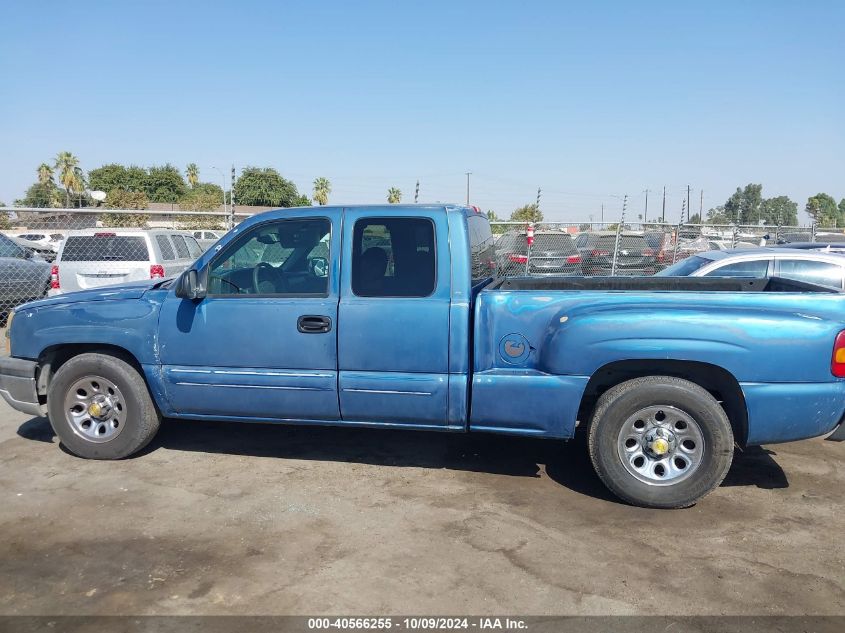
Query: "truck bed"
488 276 840 293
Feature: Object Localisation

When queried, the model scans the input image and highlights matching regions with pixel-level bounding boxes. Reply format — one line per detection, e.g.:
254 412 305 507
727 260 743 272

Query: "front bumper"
0 357 43 417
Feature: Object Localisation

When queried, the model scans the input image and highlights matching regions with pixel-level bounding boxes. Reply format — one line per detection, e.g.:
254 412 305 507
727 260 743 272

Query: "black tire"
588 376 734 509
47 352 161 459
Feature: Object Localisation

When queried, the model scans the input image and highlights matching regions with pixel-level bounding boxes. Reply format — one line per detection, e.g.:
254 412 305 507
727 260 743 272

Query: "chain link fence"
0 207 841 321
490 221 840 277
0 207 246 322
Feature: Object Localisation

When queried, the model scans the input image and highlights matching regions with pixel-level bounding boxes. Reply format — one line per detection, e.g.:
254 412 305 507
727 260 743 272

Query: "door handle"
297 315 332 334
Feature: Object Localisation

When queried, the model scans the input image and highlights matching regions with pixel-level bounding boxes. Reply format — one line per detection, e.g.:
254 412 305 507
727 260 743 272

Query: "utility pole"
681 199 686 224
229 165 236 229
536 187 541 212
643 189 649 224
661 186 666 223
415 180 420 204
699 189 703 219
686 185 691 224
465 172 472 206
601 203 605 224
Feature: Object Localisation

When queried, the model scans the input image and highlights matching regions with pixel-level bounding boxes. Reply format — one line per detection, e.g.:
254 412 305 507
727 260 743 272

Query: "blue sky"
1 0 843 222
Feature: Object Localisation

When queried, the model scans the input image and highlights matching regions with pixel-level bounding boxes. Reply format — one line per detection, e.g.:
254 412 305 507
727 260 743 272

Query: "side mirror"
309 256 328 278
175 269 206 300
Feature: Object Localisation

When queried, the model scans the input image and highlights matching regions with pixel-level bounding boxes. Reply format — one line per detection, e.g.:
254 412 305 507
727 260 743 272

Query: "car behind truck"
1 204 844 508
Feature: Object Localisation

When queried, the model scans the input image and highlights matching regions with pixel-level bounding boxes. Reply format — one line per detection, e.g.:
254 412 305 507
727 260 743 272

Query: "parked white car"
48 229 203 295
11 232 65 261
657 247 845 289
192 230 224 251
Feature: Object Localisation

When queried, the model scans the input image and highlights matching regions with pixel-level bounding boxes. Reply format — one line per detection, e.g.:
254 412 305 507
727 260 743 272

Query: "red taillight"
508 253 528 264
150 264 165 279
590 249 610 257
566 254 582 264
832 331 845 377
656 252 666 263
50 265 60 289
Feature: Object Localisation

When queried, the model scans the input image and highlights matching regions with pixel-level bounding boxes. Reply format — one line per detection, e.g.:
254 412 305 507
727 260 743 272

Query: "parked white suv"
48 229 203 295
192 229 224 251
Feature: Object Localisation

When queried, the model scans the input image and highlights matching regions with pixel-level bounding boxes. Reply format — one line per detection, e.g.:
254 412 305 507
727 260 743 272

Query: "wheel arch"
578 359 748 447
35 343 146 402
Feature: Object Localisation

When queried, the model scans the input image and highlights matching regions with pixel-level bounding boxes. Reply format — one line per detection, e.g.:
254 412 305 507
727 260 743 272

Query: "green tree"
88 164 129 193
312 177 331 205
839 198 845 221
510 203 543 223
760 195 798 225
387 187 402 203
234 167 300 207
16 182 61 208
180 188 223 212
145 164 187 202
102 188 150 227
723 184 763 224
186 163 199 188
54 151 81 206
37 163 54 185
806 193 839 227
688 213 702 224
176 184 225 230
292 194 311 207
705 206 729 224
0 201 9 230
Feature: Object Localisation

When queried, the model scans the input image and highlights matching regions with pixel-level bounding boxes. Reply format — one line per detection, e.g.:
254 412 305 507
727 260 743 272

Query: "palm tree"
387 187 402 204
37 163 54 185
186 163 199 188
313 177 331 205
54 151 80 207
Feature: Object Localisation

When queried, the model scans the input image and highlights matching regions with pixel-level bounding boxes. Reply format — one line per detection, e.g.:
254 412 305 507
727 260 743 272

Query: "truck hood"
18 279 168 310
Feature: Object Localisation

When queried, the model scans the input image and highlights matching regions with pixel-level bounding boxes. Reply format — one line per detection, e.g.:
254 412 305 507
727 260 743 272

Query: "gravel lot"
0 406 843 616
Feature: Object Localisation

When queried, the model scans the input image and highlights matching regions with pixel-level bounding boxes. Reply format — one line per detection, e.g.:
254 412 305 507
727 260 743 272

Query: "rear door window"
704 259 770 277
468 215 496 283
171 235 190 259
156 235 176 260
185 236 203 258
61 235 149 262
776 259 844 289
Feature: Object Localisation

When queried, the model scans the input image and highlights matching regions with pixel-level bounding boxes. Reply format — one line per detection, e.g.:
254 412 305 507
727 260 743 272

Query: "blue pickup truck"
1 205 843 508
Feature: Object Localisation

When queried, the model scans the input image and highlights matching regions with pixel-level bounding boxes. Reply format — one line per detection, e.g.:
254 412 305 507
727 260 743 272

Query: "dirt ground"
0 408 843 616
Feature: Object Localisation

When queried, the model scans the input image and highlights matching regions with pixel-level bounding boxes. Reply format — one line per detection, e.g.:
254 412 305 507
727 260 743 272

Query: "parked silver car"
657 247 845 289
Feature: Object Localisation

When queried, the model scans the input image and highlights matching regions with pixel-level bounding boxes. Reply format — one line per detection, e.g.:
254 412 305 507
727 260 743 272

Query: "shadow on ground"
15 416 788 501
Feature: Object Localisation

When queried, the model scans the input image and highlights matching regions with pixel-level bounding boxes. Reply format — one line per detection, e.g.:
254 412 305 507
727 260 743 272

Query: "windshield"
656 255 711 276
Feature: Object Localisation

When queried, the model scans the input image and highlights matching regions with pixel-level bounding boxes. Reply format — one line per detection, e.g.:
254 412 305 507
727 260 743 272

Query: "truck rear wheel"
587 376 734 508
47 352 161 459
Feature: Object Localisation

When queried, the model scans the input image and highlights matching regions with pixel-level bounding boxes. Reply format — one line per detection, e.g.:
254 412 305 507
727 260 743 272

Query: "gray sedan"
0 233 51 319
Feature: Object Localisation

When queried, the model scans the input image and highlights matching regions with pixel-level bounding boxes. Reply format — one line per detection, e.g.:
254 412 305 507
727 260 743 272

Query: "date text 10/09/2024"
307 618 528 630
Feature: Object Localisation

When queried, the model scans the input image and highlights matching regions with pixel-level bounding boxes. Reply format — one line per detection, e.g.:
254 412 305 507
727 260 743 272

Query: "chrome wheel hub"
63 375 126 443
616 405 705 486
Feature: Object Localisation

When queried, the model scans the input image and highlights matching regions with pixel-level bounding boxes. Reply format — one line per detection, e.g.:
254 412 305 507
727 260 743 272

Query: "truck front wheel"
47 352 161 459
587 376 734 509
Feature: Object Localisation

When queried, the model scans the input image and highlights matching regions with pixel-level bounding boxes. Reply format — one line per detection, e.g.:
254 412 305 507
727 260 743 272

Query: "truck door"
158 211 341 420
338 209 451 426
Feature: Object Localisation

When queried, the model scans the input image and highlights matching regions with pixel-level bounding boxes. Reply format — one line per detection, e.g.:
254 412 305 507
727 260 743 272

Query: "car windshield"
656 255 711 276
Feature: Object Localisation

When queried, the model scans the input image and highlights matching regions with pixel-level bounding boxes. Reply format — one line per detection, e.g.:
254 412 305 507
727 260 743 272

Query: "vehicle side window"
777 259 844 289
155 235 176 260
193 231 202 239
172 235 190 259
208 218 330 296
352 217 435 297
704 259 770 277
0 235 26 258
468 215 496 284
184 236 203 258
